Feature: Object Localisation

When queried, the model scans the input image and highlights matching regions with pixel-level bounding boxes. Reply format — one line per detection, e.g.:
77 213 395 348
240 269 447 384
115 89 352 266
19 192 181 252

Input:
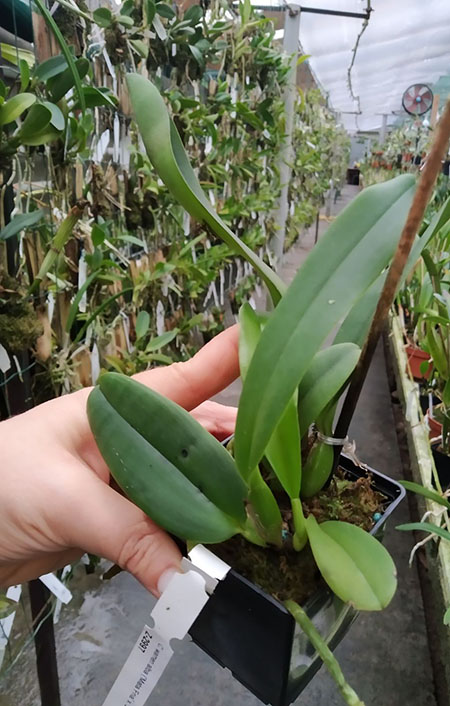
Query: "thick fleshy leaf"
48 57 89 103
0 93 36 125
93 7 113 27
18 103 52 139
33 0 86 113
20 126 60 146
0 210 45 240
135 311 150 340
396 522 450 542
0 595 17 619
34 54 68 82
399 480 450 509
306 516 397 611
335 194 450 348
146 330 179 352
265 397 301 498
235 175 415 477
444 606 450 626
297 343 360 436
239 303 301 497
42 101 65 131
126 74 285 304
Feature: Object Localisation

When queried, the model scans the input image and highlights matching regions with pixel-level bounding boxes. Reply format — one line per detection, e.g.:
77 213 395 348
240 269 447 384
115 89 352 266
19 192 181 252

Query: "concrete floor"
0 186 437 706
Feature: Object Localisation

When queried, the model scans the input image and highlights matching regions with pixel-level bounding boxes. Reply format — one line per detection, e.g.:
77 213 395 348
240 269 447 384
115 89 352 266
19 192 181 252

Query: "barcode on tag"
102 569 211 706
102 625 172 706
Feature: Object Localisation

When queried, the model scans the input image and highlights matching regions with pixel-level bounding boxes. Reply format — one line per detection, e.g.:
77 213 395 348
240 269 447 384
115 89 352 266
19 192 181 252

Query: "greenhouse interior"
1 0 450 704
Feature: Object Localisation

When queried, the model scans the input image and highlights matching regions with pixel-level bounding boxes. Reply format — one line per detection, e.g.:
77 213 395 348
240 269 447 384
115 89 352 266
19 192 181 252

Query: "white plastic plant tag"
53 565 72 624
77 253 87 312
39 573 72 605
0 344 11 373
102 570 209 706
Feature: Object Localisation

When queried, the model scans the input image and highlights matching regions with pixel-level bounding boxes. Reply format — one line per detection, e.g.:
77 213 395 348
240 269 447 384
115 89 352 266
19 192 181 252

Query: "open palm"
0 326 239 594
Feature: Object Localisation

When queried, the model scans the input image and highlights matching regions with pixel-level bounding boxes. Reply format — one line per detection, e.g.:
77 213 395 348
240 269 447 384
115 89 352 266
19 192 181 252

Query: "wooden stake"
334 99 450 449
430 94 440 129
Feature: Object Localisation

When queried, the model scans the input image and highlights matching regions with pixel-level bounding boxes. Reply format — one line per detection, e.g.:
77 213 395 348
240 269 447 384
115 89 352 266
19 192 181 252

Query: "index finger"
133 324 240 410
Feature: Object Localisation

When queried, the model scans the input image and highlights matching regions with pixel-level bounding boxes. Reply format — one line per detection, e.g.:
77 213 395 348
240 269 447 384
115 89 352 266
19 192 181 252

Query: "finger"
0 549 82 588
62 469 181 595
190 401 237 440
133 324 240 410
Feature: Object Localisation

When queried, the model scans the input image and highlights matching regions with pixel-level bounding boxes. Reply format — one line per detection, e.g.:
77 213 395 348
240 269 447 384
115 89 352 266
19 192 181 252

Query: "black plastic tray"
189 455 405 706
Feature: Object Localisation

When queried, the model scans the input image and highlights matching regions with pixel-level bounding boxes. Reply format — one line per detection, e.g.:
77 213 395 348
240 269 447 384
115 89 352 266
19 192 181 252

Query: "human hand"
0 326 239 594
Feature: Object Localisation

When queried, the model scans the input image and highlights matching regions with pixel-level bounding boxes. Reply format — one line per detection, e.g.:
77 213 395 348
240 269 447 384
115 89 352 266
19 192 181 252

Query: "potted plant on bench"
86 75 450 705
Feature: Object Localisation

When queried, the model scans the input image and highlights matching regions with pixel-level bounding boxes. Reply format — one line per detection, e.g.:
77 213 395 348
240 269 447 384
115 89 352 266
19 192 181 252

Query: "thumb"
64 470 182 595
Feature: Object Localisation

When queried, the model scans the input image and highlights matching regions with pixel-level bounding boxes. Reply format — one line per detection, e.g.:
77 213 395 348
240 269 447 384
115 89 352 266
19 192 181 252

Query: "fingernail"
157 567 179 595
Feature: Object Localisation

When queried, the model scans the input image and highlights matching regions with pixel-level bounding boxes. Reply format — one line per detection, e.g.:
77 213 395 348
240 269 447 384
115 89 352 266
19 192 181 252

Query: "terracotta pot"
405 343 432 380
426 410 442 440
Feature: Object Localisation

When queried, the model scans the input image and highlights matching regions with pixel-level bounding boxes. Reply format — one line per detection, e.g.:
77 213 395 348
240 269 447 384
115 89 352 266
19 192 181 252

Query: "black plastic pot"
431 444 450 491
189 455 405 706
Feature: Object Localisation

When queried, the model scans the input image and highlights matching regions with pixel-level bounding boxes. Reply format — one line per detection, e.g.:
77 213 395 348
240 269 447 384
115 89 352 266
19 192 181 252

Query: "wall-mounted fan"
402 84 433 116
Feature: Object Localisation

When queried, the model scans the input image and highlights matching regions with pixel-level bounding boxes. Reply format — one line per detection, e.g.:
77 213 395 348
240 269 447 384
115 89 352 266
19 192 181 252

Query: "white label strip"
40 573 72 605
53 565 72 624
0 344 11 374
102 626 172 706
102 570 209 706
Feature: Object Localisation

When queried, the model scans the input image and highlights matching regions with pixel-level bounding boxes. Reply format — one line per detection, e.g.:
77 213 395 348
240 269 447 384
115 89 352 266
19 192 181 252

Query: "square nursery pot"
188 455 405 706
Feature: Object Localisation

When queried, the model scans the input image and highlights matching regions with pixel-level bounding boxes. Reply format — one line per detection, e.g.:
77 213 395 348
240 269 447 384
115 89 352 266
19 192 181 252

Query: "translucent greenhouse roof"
254 0 450 133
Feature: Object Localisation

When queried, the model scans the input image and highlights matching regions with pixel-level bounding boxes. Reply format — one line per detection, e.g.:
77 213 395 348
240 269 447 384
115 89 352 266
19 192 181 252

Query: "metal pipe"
300 7 370 19
246 4 370 19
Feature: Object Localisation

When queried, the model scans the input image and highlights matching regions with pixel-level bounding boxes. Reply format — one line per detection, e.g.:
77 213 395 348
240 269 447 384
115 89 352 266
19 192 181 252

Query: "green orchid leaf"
0 92 36 126
396 522 450 542
48 57 89 103
399 480 450 509
443 606 450 626
20 58 30 91
146 329 179 352
41 101 65 131
247 466 282 546
20 125 60 146
426 325 448 379
18 103 52 139
73 86 117 110
33 0 86 113
65 270 100 333
239 303 300 497
126 74 285 304
118 14 134 26
0 210 45 240
34 54 68 82
135 311 151 340
265 397 301 499
297 343 360 436
443 378 450 408
156 2 176 18
184 5 203 23
306 515 397 611
145 0 156 25
238 302 268 379
0 43 34 69
235 175 415 477
334 195 450 350
93 7 113 27
0 595 18 620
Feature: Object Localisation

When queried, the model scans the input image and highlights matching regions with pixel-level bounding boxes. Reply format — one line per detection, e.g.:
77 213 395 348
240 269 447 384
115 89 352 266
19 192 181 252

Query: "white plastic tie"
317 432 368 470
